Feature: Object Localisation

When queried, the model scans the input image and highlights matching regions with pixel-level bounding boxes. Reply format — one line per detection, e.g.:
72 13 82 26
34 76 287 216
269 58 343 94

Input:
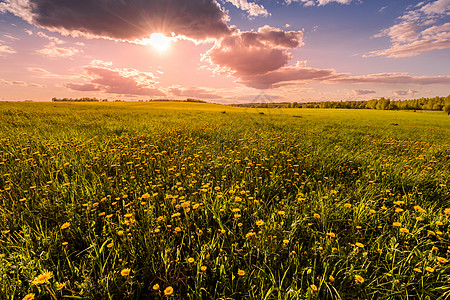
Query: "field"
0 101 449 299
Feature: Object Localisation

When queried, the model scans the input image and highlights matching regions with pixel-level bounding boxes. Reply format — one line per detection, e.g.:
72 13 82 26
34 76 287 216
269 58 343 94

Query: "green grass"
0 102 449 299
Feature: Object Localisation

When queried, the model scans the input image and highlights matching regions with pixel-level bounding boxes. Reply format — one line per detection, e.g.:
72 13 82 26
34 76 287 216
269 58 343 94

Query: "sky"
0 0 449 104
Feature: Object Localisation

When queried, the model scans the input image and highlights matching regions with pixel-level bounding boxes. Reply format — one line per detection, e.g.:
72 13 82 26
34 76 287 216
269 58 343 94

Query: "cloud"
0 0 231 41
168 86 223 99
392 89 418 97
64 63 166 97
36 42 83 57
224 0 269 17
0 78 45 87
331 73 450 85
353 89 376 95
0 43 16 56
203 26 317 88
27 67 50 73
285 0 352 6
368 0 450 57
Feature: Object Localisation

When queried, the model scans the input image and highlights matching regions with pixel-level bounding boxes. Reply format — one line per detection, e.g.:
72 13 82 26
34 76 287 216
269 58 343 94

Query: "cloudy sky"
0 0 449 103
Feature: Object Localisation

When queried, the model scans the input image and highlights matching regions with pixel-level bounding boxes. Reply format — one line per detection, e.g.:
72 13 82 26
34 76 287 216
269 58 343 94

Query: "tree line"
288 95 450 114
52 97 108 102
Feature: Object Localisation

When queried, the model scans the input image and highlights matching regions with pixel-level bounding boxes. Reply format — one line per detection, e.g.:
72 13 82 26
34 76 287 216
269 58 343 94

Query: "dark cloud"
63 83 101 91
1 0 231 40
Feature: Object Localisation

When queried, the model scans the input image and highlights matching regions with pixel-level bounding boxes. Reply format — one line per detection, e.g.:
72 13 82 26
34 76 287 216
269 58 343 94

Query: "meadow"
0 101 449 299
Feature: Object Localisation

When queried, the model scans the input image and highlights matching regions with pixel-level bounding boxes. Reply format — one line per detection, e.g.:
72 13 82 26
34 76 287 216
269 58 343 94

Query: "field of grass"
0 101 449 299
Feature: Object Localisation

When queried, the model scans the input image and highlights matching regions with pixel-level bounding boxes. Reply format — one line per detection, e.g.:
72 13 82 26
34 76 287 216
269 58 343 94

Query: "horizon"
0 0 449 104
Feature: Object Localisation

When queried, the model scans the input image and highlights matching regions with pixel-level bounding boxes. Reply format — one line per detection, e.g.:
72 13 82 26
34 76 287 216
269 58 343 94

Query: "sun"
147 33 171 52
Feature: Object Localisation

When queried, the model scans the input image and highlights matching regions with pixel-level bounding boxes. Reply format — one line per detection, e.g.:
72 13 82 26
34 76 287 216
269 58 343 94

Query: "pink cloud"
36 42 82 58
353 89 376 95
392 89 419 97
0 0 231 41
0 78 45 87
0 43 16 55
64 64 165 97
168 86 223 99
331 73 450 85
225 0 269 17
27 67 49 73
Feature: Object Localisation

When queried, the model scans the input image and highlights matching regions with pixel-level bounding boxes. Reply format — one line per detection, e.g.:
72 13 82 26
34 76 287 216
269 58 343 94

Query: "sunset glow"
0 0 448 102
146 33 172 52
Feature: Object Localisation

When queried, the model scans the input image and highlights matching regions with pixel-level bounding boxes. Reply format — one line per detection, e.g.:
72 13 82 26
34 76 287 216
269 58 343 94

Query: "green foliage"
0 102 449 299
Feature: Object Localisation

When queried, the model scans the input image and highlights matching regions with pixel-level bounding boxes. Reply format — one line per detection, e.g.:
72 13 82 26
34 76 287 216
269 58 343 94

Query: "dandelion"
444 208 450 215
416 217 424 221
413 268 422 273
414 205 426 213
344 203 352 208
355 242 364 248
256 220 265 226
32 271 52 285
392 222 401 227
395 208 404 213
283 239 289 245
355 275 364 284
327 232 336 238
310 284 318 291
313 213 320 219
153 283 160 290
425 266 434 273
60 222 70 230
56 282 66 290
277 210 285 215
329 275 335 282
164 286 173 296
22 293 35 300
237 269 245 276
400 228 409 233
436 221 443 226
188 257 195 263
437 257 448 264
121 268 131 276
201 266 207 272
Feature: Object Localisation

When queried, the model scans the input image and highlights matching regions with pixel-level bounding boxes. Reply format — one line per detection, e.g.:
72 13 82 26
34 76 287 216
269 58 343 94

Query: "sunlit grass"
0 102 449 299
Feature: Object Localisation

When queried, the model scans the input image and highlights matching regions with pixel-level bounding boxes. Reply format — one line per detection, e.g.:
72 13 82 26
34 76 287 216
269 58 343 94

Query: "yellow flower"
413 268 422 273
444 208 450 215
416 217 424 221
414 205 426 213
200 265 207 272
313 213 320 219
62 242 68 246
392 222 401 227
188 257 195 263
327 232 336 238
400 228 409 233
310 284 318 291
436 221 443 226
395 208 404 213
32 271 52 285
118 230 124 236
277 210 285 215
329 275 335 282
355 275 364 284
153 283 160 290
22 293 35 300
164 286 173 296
120 268 131 276
237 269 245 276
56 282 66 290
425 266 434 273
355 242 364 248
344 203 352 208
256 220 265 226
437 257 448 264
60 222 70 230
107 242 113 248
283 239 289 245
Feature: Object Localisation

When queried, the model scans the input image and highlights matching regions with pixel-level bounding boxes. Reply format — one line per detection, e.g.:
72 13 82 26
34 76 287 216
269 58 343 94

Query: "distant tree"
444 104 450 115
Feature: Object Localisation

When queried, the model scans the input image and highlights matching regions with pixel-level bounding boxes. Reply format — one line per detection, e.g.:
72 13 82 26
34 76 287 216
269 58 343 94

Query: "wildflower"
355 275 364 284
395 208 404 213
313 213 320 219
425 266 434 273
62 242 68 246
60 222 70 230
237 269 245 276
310 284 318 291
22 293 35 300
416 217 424 221
32 271 52 285
56 282 66 290
277 210 285 215
413 268 422 273
392 222 401 227
107 242 113 248
200 266 207 272
153 283 160 290
436 221 443 226
283 239 289 245
141 193 150 199
164 286 173 296
344 203 352 208
414 205 426 213
329 275 335 282
118 231 124 236
171 212 181 218
188 257 195 263
437 257 448 264
444 208 450 215
355 242 364 248
400 228 409 233
256 220 265 226
327 232 336 238
120 268 131 276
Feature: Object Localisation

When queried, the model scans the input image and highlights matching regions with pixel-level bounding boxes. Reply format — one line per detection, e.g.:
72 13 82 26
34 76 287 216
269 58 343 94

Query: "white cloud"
225 0 270 17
